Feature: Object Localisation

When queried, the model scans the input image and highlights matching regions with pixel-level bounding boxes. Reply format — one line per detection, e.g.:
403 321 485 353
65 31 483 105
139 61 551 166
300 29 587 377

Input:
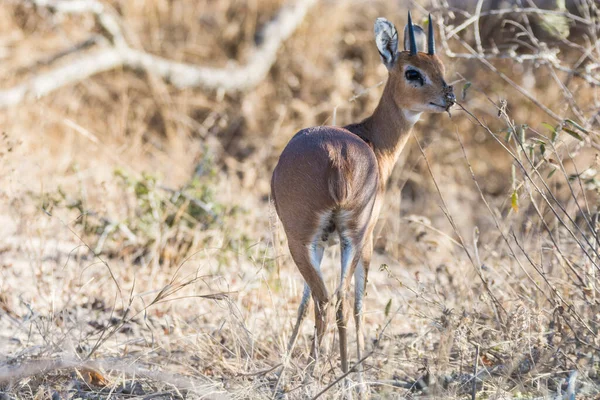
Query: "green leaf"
511 190 519 213
135 181 150 197
384 299 392 318
542 122 556 133
538 0 569 40
462 82 472 101
518 124 526 144
547 168 557 179
565 119 589 134
540 143 546 155
568 174 578 182
529 145 534 160
563 127 584 141
542 122 560 143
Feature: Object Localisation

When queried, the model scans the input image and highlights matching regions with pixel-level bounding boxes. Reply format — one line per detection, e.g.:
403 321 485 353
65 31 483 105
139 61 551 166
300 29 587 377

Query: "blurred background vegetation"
1 0 599 398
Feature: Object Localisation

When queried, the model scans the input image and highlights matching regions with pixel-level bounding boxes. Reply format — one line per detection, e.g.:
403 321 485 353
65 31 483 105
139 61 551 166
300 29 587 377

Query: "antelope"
271 12 455 390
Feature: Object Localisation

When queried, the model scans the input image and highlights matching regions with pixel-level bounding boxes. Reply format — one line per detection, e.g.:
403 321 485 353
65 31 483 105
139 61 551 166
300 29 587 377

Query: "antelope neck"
346 83 420 187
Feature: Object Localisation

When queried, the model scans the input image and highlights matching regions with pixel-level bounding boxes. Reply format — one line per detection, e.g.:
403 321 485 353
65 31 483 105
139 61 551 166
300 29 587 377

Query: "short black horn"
407 11 417 55
428 14 435 55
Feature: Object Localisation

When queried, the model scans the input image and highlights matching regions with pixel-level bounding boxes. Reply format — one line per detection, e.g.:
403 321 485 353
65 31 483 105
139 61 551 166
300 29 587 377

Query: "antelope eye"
405 70 423 85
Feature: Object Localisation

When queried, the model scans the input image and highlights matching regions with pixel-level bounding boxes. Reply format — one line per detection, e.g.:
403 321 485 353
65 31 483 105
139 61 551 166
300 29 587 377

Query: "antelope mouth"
429 102 447 109
430 101 454 111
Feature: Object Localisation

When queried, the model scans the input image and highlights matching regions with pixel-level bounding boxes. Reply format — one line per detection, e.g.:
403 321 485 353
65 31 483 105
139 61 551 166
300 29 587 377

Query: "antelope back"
271 128 378 243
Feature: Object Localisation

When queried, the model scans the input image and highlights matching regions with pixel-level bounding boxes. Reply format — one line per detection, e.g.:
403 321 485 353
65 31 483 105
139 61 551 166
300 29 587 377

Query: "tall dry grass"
0 0 599 398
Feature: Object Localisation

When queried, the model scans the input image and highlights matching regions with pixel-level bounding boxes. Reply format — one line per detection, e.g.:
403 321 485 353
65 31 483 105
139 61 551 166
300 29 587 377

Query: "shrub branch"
0 0 318 108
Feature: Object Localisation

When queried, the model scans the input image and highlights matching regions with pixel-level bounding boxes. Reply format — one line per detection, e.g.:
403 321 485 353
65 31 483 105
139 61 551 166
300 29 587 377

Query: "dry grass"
1 0 599 398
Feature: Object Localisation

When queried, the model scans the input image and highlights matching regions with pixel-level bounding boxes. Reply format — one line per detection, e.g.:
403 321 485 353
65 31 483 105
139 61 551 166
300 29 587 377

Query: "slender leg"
309 296 329 375
308 243 327 377
337 237 353 375
287 283 312 354
354 237 373 399
277 240 326 393
336 288 349 372
336 234 354 373
275 285 312 397
286 240 328 378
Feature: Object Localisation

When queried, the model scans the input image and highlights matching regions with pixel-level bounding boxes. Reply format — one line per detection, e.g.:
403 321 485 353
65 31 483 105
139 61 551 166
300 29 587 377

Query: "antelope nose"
445 86 456 107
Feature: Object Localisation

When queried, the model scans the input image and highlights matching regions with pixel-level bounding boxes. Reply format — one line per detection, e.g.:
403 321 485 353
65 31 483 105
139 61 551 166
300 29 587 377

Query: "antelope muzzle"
444 85 456 110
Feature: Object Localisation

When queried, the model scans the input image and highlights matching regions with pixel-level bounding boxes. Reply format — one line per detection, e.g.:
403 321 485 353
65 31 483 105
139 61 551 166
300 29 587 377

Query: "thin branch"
0 0 318 108
456 102 600 272
309 306 399 400
412 129 507 324
438 4 600 87
473 0 484 54
30 0 127 47
446 6 595 38
471 343 479 400
445 50 600 87
0 48 123 108
453 128 555 305
444 32 563 121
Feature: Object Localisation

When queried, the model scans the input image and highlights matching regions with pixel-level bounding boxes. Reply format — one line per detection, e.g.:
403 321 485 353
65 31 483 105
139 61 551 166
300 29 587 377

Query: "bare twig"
308 304 401 399
412 129 507 325
445 50 600 87
473 0 484 54
471 343 479 400
439 4 600 89
457 102 600 272
453 127 555 305
309 352 372 400
0 0 318 107
443 35 562 121
446 6 595 38
0 357 227 398
30 0 127 46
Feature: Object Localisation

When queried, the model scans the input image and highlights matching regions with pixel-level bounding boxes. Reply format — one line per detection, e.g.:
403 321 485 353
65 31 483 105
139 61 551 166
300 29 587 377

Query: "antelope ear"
374 18 398 69
403 23 427 53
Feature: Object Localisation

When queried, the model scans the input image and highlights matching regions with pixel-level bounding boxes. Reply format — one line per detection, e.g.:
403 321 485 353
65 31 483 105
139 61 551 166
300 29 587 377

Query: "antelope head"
375 13 455 114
